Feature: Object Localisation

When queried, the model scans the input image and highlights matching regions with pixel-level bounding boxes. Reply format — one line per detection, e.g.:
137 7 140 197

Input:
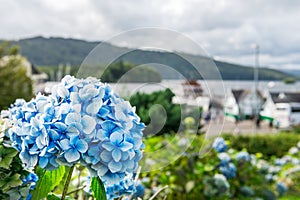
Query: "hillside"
5 36 293 80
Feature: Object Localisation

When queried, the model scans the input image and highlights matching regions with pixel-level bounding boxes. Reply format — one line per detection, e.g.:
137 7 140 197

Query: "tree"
0 43 33 110
101 61 161 83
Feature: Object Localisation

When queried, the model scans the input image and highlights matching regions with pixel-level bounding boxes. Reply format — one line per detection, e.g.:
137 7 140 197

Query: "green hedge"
223 133 300 159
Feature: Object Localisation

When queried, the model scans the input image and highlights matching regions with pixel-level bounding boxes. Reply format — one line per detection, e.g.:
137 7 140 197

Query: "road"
202 119 279 136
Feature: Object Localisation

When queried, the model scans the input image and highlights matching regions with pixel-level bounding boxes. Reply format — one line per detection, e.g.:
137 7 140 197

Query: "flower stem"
61 165 75 200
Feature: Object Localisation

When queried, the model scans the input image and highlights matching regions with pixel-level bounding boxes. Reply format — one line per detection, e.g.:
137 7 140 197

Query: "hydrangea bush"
3 75 145 200
141 134 300 199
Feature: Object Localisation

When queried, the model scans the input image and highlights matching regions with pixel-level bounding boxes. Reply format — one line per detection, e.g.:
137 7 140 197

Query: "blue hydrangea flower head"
213 173 230 194
7 75 145 199
236 151 250 162
220 162 236 179
212 137 227 153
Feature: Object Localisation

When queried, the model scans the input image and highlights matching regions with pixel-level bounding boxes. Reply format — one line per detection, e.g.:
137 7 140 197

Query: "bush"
129 89 181 136
102 61 161 83
141 134 300 199
223 133 300 159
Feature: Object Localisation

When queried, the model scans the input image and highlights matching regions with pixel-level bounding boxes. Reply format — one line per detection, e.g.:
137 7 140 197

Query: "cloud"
0 0 299 68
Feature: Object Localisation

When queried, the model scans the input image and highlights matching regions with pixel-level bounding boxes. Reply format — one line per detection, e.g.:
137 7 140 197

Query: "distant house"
260 92 300 128
182 80 203 98
20 57 48 92
224 89 264 121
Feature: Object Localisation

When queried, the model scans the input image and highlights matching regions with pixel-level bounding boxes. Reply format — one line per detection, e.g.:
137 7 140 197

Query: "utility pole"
254 44 260 133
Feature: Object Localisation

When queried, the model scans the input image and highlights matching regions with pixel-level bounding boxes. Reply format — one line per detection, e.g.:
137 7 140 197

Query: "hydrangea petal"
59 139 71 151
108 161 122 173
100 151 112 162
57 86 69 98
110 131 123 144
86 100 103 115
97 165 109 176
64 149 80 163
20 151 38 168
81 115 96 134
39 157 48 168
112 149 122 162
76 139 88 153
120 142 133 152
65 113 81 125
102 142 115 151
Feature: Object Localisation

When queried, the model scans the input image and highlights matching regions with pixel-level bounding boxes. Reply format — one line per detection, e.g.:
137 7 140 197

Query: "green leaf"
47 194 61 200
0 146 18 169
91 177 107 200
31 166 66 200
47 194 74 200
204 164 214 172
0 173 22 191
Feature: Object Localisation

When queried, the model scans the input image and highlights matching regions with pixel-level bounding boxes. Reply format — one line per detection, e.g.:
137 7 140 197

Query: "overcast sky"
1 0 300 69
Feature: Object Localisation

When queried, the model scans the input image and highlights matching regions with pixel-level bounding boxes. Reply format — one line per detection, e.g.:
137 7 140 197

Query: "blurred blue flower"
204 173 230 197
132 182 145 199
240 186 254 197
277 182 287 196
213 137 227 153
236 151 250 162
274 158 286 166
218 152 231 166
220 163 236 179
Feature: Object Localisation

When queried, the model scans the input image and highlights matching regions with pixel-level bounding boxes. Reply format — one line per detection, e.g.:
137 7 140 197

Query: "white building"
260 92 300 128
224 89 264 121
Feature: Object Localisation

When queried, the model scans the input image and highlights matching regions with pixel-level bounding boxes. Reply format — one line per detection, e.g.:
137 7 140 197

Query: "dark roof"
182 80 201 86
232 90 244 102
270 92 300 103
31 64 40 75
232 89 263 103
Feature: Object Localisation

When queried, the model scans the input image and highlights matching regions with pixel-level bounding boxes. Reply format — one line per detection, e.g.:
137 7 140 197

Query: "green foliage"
141 134 300 199
129 89 181 136
216 60 291 80
47 194 61 200
0 42 33 110
91 177 107 200
283 77 296 84
31 166 66 200
7 37 292 80
101 61 161 83
0 146 18 169
223 133 300 159
13 36 97 66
